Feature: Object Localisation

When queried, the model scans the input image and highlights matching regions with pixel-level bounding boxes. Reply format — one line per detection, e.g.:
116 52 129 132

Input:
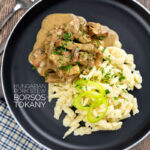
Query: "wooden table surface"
0 0 150 149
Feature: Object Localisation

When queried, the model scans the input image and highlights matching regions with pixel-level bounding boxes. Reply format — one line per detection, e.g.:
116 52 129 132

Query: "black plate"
2 0 150 149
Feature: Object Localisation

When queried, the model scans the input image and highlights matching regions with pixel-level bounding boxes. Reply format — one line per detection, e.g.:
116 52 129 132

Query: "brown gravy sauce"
33 13 119 51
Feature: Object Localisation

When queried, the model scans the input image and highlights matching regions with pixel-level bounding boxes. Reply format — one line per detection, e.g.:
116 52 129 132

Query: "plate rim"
1 1 50 150
1 0 150 150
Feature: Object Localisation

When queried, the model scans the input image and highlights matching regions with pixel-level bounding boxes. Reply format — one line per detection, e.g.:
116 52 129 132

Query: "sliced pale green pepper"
73 79 108 123
75 79 105 96
73 91 104 110
87 96 108 123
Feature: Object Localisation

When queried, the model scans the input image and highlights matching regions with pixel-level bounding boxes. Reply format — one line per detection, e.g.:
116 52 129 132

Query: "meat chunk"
87 22 108 37
95 51 102 66
36 59 53 76
29 49 46 67
45 73 64 83
28 48 61 80
74 31 91 43
78 52 96 67
101 26 119 47
72 49 79 63
63 65 80 77
78 52 90 65
63 18 91 44
55 40 95 52
56 65 80 82
55 40 102 67
45 28 64 54
65 18 80 34
49 51 72 68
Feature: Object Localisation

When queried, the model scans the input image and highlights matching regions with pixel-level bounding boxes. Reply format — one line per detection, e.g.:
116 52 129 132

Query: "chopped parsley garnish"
104 72 111 80
55 47 59 50
61 63 65 66
61 42 68 47
118 72 126 82
75 62 80 65
82 32 85 36
64 42 68 46
105 55 111 62
94 76 98 80
84 104 90 107
76 47 80 51
105 81 110 84
101 67 105 74
122 89 127 93
102 48 106 53
60 47 66 52
44 73 49 80
75 84 82 90
101 70 112 84
50 51 61 55
64 32 72 41
95 89 99 92
96 41 100 46
57 34 61 38
105 89 110 95
32 66 36 70
82 77 87 80
63 23 66 27
114 97 118 100
85 86 88 91
111 74 115 78
59 65 72 71
66 61 70 65
116 84 119 88
58 56 63 61
45 73 49 77
67 55 72 59
81 53 85 58
98 35 104 41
